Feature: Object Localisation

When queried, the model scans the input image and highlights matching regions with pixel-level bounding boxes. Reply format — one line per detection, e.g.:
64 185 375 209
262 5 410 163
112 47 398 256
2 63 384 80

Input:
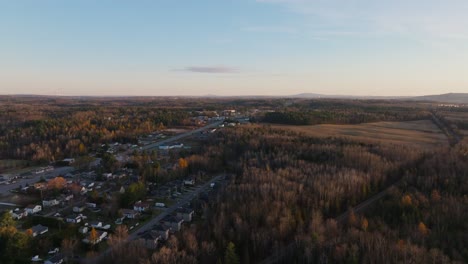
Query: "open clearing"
272 120 448 149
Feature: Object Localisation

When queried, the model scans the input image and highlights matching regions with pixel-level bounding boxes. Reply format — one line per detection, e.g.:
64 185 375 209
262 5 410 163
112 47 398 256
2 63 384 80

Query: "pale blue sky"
1 0 467 96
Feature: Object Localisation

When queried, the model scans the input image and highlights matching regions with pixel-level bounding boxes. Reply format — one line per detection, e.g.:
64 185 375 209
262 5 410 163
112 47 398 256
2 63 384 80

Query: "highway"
0 166 74 195
140 120 224 151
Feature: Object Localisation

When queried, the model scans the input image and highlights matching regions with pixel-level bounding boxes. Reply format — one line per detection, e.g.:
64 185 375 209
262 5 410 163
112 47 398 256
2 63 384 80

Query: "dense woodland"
103 125 467 264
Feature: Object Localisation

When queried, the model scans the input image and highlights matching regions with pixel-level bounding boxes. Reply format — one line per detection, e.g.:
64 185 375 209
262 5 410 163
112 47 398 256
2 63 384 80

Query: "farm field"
271 120 448 149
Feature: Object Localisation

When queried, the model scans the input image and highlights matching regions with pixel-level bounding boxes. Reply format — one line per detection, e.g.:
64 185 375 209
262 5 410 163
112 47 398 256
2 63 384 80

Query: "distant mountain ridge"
2 93 467 104
290 93 468 104
409 93 468 104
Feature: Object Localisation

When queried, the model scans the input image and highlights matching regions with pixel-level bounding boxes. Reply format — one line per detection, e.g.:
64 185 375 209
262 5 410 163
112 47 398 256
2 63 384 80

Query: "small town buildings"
62 158 75 165
10 209 28 220
176 207 195 222
121 209 139 219
42 198 60 207
162 215 184 232
90 221 103 228
82 231 108 245
139 232 161 249
25 204 42 215
152 225 170 240
65 214 82 224
133 201 151 212
31 224 49 237
73 205 86 213
183 178 195 186
79 226 89 234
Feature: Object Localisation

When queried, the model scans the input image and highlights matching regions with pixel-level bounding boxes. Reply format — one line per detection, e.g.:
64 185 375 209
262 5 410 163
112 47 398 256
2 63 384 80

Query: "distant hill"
289 93 407 100
410 93 468 104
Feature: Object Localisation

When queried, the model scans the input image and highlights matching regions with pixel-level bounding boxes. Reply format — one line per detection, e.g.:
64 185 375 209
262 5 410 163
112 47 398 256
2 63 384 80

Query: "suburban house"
139 232 161 249
25 204 42 215
60 193 74 203
183 178 195 186
44 254 64 264
82 231 108 245
31 224 49 237
152 225 170 240
62 158 75 165
65 214 82 224
90 221 103 228
10 209 28 220
73 205 86 213
162 215 184 232
133 201 151 212
176 207 195 222
42 198 59 207
78 226 89 234
121 209 140 219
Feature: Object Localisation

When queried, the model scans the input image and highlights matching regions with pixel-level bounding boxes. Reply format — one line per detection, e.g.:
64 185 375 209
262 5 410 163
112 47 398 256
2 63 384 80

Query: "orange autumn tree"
89 227 98 244
178 158 188 169
47 176 67 190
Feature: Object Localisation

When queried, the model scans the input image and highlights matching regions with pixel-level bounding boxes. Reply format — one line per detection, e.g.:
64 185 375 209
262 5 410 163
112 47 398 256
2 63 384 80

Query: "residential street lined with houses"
87 174 226 264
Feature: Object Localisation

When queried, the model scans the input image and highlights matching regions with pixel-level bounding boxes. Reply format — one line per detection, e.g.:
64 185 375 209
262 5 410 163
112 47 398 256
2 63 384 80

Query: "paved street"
128 174 225 240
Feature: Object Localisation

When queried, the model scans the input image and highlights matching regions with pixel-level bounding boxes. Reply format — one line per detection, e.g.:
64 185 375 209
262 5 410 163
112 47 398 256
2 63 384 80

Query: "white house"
183 178 195 186
65 214 82 224
78 226 89 234
25 204 42 215
42 199 59 207
73 205 86 213
10 209 28 220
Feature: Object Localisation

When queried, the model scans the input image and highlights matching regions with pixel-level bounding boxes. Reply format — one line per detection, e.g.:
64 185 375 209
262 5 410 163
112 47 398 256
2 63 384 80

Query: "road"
430 111 462 146
128 174 225 240
140 120 224 151
85 174 225 264
0 166 74 195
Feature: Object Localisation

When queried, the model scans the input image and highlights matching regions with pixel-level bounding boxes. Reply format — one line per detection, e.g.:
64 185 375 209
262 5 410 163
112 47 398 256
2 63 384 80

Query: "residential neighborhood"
0 114 237 263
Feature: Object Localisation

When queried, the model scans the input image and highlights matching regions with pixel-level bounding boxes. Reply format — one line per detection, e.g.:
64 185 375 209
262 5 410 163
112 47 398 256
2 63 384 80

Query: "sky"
1 0 468 96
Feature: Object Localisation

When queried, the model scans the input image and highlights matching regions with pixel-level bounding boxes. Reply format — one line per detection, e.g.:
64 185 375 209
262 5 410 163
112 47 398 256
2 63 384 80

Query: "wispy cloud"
176 66 239 73
243 26 297 34
256 0 468 40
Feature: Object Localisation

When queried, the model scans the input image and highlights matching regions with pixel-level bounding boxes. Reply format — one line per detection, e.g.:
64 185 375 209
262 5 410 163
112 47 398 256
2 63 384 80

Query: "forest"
0 96 466 264
102 125 467 263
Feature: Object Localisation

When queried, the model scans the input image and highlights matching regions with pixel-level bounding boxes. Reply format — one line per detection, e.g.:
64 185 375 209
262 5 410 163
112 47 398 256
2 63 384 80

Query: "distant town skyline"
1 0 468 96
